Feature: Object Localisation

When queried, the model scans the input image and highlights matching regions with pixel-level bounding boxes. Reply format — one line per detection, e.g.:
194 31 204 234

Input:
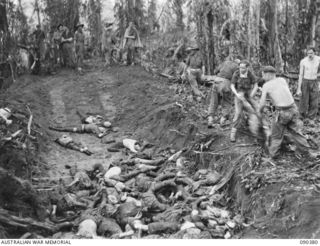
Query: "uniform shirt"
53 31 62 45
186 51 203 69
231 69 256 91
74 30 85 44
299 55 320 80
216 61 238 80
32 29 45 46
261 77 294 107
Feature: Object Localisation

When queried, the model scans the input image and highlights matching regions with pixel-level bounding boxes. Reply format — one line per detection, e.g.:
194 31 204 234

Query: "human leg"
230 92 244 142
187 69 203 97
299 80 310 118
208 85 218 127
307 80 319 119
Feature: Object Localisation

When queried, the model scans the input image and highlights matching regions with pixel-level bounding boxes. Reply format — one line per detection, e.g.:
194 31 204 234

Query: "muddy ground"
1 59 320 239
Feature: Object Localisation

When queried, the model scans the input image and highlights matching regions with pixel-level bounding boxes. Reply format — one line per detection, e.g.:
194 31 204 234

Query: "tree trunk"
204 9 215 74
173 0 184 31
254 0 260 59
0 0 9 61
35 0 41 26
266 0 283 72
194 0 215 75
0 0 8 33
88 0 101 55
247 0 252 60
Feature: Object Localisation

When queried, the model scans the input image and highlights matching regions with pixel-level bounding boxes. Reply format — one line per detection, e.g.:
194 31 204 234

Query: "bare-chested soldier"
258 66 315 159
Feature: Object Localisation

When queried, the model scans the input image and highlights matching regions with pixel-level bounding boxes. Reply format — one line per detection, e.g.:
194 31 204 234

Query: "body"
208 59 240 127
297 47 320 119
230 60 258 142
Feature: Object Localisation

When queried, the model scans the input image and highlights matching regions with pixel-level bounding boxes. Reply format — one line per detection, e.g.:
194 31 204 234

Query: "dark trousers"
299 79 319 119
269 104 310 157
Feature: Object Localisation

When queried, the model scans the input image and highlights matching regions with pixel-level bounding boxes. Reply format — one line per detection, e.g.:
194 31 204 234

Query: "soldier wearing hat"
258 66 315 159
74 24 85 73
184 45 205 99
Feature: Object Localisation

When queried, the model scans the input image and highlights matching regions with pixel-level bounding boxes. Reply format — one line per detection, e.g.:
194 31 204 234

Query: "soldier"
122 22 142 65
101 22 116 67
230 60 258 142
184 46 205 99
53 24 63 66
74 24 85 73
207 57 240 128
296 46 320 120
31 24 45 74
258 66 316 159
61 26 75 68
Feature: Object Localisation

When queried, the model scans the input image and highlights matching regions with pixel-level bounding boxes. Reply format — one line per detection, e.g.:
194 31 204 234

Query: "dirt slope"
1 60 320 238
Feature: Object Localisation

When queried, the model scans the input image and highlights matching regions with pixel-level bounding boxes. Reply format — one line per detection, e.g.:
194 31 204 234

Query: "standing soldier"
230 60 258 142
31 24 45 74
207 57 240 128
53 24 63 66
122 22 142 65
101 22 115 67
61 26 75 68
74 23 85 73
184 46 205 99
296 47 320 121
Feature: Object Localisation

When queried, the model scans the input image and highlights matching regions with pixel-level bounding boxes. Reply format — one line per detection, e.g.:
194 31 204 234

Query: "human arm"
297 60 304 96
214 63 222 75
124 27 135 39
250 83 259 98
230 71 242 99
249 71 258 98
258 86 267 115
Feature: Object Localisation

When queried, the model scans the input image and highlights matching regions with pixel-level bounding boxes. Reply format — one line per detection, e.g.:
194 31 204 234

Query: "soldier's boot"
230 128 237 142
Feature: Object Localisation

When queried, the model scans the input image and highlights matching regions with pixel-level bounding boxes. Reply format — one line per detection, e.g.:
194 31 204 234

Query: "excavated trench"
1 65 320 239
136 104 320 239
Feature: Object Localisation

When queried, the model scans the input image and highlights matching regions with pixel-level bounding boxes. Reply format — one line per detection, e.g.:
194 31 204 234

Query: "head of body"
239 60 250 75
36 24 41 31
262 66 277 82
307 46 316 60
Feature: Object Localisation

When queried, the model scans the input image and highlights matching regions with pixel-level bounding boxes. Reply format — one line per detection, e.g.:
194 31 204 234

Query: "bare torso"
262 77 294 107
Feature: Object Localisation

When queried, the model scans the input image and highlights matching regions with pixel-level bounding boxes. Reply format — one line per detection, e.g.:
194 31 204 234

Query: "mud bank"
0 64 319 239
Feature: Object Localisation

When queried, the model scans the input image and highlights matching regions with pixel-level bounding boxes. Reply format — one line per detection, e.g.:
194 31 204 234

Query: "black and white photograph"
0 0 320 243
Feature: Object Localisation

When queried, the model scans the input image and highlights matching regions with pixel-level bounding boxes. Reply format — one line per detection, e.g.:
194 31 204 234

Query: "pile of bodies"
49 138 248 239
